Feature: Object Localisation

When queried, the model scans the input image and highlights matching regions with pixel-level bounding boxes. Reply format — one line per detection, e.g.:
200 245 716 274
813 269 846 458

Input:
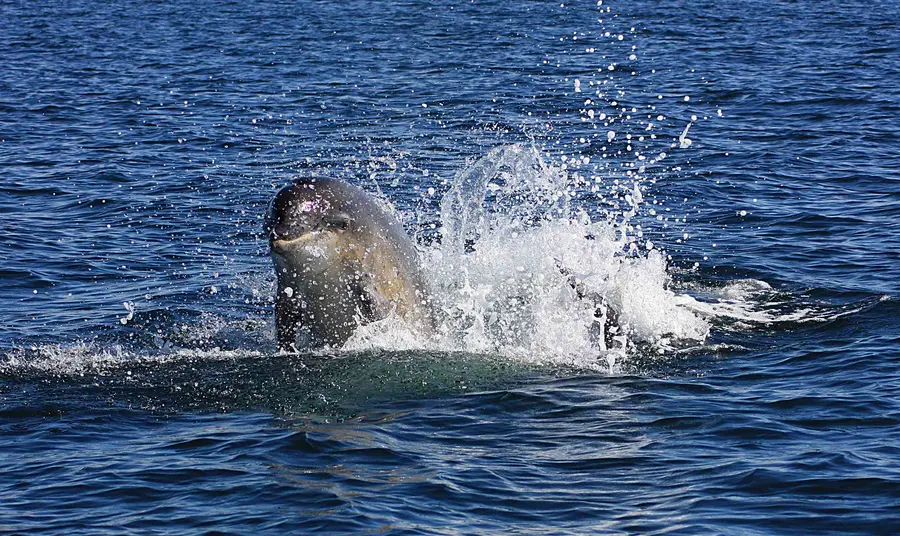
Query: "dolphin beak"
270 233 314 250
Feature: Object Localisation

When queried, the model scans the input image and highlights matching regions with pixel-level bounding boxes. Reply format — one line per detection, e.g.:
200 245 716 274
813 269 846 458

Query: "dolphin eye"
325 212 352 230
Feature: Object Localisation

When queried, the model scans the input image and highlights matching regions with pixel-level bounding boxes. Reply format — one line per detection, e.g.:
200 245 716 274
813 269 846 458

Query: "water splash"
351 144 711 371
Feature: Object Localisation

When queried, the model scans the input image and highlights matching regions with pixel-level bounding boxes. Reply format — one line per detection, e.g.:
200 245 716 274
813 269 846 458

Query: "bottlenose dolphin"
265 177 433 351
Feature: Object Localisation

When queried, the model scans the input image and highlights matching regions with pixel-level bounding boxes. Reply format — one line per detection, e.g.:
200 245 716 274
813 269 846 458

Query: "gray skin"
265 177 433 351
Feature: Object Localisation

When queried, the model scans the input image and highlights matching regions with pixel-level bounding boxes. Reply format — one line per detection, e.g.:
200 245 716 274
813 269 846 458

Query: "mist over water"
1 0 899 534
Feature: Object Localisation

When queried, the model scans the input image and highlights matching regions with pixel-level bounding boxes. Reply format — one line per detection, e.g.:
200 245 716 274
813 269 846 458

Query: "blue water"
2 0 899 533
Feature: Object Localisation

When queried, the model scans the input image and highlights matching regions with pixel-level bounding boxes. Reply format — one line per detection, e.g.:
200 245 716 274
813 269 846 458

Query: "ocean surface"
1 0 899 533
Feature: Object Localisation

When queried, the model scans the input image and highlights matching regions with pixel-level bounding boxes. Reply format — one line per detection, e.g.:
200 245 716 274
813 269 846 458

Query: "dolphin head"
265 178 354 249
264 178 359 280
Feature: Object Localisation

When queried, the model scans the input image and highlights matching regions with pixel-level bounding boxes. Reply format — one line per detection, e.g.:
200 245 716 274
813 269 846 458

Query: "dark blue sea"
2 0 899 533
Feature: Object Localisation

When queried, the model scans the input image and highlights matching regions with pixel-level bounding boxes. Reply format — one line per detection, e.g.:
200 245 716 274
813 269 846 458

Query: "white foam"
1 341 264 376
676 279 888 329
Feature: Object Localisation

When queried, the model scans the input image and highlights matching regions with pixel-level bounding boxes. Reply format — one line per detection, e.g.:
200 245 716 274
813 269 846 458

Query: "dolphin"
265 177 433 351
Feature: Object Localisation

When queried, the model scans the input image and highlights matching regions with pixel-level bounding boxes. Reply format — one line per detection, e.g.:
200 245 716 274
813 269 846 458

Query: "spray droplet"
678 122 693 149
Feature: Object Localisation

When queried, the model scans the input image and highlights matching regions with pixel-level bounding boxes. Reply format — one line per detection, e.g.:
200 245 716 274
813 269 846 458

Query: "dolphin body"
265 177 433 351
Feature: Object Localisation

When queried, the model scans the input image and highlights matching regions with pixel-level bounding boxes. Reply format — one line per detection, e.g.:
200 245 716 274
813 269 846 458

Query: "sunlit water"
1 0 899 534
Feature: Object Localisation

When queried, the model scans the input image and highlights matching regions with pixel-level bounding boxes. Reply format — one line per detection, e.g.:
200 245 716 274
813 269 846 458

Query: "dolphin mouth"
270 233 317 249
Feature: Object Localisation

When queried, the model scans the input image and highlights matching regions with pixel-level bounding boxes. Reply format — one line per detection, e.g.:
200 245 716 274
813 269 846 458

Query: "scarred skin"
265 177 433 351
